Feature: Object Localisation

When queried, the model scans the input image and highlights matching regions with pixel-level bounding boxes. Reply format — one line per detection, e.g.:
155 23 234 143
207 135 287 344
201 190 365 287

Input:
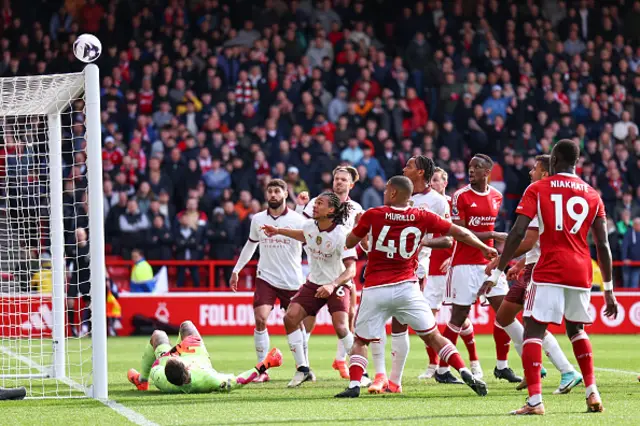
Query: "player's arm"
447 224 498 259
454 219 508 242
484 227 538 274
421 235 453 249
591 215 618 318
346 210 372 249
315 258 357 299
230 220 261 291
261 224 305 242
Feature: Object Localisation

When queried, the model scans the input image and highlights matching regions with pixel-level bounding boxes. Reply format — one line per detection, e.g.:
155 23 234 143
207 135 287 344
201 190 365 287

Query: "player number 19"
374 225 422 259
550 194 589 234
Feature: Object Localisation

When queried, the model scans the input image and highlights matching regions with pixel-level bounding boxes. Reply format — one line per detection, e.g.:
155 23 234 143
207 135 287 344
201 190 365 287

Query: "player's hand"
603 290 619 319
419 277 426 292
230 272 239 292
261 224 279 237
315 284 336 298
481 246 498 260
492 232 509 243
484 256 500 275
478 279 496 296
296 191 310 206
439 257 451 273
506 265 522 281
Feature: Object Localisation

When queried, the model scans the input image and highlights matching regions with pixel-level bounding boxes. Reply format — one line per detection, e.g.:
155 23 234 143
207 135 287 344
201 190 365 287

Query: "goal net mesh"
0 72 96 398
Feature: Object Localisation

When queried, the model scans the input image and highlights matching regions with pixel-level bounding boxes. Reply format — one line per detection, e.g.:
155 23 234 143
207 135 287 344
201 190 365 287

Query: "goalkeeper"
127 321 282 393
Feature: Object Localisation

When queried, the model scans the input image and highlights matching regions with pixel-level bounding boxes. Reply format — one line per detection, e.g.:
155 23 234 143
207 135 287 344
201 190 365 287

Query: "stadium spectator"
118 198 151 259
207 207 237 288
622 218 640 288
361 175 384 210
174 214 205 288
147 216 174 266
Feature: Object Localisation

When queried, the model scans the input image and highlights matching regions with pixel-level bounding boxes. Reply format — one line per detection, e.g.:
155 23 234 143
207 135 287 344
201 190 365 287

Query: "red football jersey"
516 173 606 289
352 205 452 288
451 185 502 266
429 196 454 276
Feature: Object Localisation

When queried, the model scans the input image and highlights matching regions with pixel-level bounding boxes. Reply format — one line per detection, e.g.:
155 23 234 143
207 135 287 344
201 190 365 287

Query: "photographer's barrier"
111 291 640 336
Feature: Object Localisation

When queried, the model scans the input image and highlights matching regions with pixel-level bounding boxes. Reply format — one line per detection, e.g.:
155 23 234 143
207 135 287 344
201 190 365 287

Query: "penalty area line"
0 346 159 426
594 367 640 376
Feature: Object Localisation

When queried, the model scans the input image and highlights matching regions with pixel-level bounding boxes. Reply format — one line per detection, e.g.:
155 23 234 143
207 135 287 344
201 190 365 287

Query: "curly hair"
413 155 436 183
319 191 352 226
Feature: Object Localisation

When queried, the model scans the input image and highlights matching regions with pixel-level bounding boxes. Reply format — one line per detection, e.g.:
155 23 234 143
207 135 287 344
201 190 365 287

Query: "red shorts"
290 281 350 316
253 278 298 310
504 263 534 305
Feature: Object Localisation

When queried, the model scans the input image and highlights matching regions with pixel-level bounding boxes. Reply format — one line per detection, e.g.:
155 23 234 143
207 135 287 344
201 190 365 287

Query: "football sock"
543 332 574 374
438 343 465 371
389 331 410 386
336 339 347 361
439 322 460 368
287 329 307 368
522 338 543 404
340 332 354 356
139 342 156 381
370 333 387 376
304 331 311 366
571 330 595 390
254 329 270 363
349 355 367 388
460 321 479 361
493 322 511 368
503 320 524 357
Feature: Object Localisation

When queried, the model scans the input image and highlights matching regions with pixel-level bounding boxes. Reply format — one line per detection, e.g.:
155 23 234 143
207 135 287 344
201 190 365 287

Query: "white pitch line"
594 367 640 376
0 346 159 426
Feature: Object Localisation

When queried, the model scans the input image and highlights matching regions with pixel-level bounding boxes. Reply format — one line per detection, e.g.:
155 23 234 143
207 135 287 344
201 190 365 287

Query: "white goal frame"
0 64 107 399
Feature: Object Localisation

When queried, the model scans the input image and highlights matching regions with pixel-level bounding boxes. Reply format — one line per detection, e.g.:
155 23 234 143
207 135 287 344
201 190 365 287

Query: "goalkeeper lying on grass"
127 321 282 393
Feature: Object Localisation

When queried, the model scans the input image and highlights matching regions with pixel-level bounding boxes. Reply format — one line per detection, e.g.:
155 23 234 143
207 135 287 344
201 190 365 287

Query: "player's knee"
179 321 198 338
151 330 169 347
450 305 470 326
283 311 300 332
333 324 349 339
254 315 268 330
495 308 511 328
565 321 583 339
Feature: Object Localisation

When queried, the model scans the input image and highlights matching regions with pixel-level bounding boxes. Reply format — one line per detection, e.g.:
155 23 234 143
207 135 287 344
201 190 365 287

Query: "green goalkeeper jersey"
150 336 235 394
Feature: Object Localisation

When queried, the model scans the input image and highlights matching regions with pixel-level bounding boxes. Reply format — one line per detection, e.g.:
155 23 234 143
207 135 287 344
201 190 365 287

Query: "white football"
73 34 102 63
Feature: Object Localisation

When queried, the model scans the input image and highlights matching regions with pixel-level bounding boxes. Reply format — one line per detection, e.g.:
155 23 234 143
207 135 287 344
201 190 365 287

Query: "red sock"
571 331 595 387
460 323 479 362
438 343 465 371
522 339 543 398
493 322 511 362
426 346 439 365
439 323 460 367
348 354 367 383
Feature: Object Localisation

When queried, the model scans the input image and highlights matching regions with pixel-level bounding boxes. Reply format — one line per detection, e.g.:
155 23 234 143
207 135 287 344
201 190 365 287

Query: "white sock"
496 360 509 369
389 332 410 386
503 321 524 357
529 393 542 406
340 332 354 357
304 331 311 367
543 333 573 374
254 329 270 363
336 339 347 361
436 366 450 374
370 333 387 376
585 384 599 398
287 329 307 368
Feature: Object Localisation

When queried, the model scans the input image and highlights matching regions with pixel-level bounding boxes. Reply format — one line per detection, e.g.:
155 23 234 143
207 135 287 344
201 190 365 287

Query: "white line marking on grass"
0 346 159 426
594 367 640 376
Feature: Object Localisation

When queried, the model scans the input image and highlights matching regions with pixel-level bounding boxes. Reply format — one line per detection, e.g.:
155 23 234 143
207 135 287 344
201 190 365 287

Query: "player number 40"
375 225 422 259
550 194 589 234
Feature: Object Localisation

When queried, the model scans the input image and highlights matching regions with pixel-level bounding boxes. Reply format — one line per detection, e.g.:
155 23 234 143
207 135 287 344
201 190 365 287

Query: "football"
73 33 102 63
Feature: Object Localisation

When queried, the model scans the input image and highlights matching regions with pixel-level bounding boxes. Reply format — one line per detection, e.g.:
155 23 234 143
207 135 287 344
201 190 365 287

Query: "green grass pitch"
1 334 639 425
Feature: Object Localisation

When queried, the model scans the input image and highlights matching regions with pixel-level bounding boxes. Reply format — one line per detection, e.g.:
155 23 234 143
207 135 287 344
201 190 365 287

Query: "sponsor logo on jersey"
468 216 497 227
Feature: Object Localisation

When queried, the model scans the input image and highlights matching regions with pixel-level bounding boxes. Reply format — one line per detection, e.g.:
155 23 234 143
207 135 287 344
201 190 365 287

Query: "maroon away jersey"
516 173 606 289
352 205 452 288
451 185 502 266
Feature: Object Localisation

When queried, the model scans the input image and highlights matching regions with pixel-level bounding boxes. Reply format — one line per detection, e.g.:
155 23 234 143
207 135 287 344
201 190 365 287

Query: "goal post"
0 64 107 399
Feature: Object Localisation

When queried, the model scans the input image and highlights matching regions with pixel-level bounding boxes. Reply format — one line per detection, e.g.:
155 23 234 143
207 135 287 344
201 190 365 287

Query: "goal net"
0 65 107 399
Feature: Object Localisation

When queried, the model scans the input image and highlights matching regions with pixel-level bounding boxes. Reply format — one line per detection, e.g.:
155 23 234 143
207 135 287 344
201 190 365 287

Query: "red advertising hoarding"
115 292 640 336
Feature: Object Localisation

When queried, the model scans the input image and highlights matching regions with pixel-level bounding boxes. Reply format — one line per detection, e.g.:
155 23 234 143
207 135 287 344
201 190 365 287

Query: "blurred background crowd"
1 0 640 288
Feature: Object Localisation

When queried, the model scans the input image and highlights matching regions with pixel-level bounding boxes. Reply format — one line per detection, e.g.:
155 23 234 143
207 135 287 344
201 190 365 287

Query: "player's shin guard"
522 338 543 405
438 343 465 371
287 329 308 368
139 343 156 380
543 332 573 374
254 329 270 363
370 333 387 376
570 331 596 394
503 320 524 357
438 323 460 370
460 322 479 361
390 331 410 386
348 355 368 388
494 322 512 369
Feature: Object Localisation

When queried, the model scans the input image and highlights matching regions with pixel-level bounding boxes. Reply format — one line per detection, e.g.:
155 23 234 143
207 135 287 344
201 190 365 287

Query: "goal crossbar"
0 73 85 117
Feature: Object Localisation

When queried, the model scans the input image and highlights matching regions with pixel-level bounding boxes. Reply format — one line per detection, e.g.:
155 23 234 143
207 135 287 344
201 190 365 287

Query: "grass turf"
1 334 639 425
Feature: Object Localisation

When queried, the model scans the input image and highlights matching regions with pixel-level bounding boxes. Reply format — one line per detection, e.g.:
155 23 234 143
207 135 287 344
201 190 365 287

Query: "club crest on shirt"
492 199 500 210
316 235 322 246
325 240 334 250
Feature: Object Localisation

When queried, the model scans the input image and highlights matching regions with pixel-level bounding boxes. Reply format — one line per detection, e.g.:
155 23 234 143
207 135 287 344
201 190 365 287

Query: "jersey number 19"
550 194 589 234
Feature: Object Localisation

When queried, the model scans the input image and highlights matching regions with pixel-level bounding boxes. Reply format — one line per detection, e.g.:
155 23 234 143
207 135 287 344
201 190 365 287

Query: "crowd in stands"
2 0 640 288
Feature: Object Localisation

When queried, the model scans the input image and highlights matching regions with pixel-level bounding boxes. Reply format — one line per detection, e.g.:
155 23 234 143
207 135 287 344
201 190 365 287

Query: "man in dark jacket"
147 215 174 271
622 218 640 288
118 198 151 259
207 207 238 288
173 214 205 288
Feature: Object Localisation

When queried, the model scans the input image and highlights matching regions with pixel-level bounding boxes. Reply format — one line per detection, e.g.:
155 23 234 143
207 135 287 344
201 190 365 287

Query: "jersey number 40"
375 225 422 259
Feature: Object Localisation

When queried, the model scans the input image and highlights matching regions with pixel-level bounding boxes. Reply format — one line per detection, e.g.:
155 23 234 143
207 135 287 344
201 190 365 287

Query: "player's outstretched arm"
591 216 618 318
421 235 454 249
447 224 498 259
484 228 538 274
261 224 306 242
